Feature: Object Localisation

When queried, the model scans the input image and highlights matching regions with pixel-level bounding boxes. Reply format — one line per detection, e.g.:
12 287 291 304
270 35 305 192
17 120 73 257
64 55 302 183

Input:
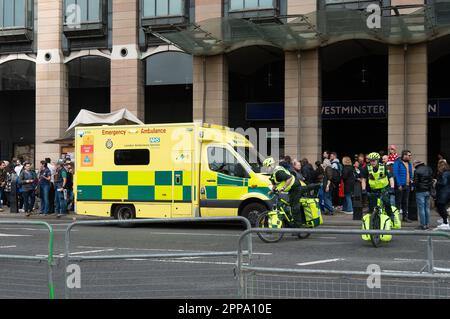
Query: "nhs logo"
150 137 161 144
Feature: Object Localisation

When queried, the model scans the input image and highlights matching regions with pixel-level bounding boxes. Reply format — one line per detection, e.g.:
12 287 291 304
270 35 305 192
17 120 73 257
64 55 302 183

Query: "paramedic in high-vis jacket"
361 152 396 220
263 157 320 227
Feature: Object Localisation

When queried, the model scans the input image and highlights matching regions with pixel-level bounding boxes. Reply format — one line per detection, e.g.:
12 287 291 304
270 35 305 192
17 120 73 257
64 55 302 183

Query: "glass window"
64 0 101 24
143 0 184 17
230 0 243 10
207 147 249 178
3 0 14 27
246 0 259 8
230 0 274 11
146 52 193 86
259 0 273 8
156 0 168 16
143 0 156 17
78 0 88 22
169 0 182 16
0 1 3 27
114 149 150 166
13 0 25 27
88 0 99 21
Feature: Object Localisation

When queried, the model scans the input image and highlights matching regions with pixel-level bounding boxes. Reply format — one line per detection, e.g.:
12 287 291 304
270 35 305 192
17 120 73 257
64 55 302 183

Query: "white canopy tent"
44 108 144 144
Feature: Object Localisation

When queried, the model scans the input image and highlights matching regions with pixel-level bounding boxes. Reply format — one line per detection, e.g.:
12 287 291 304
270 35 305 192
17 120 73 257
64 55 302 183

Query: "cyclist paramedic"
361 152 396 220
263 157 308 227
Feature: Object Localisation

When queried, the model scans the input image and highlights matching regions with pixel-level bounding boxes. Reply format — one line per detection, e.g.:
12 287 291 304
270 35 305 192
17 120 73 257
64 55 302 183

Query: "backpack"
331 168 341 187
66 171 74 190
331 161 343 187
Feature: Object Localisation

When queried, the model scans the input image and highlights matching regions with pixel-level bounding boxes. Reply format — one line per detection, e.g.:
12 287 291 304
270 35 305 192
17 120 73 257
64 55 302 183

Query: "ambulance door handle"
207 179 216 183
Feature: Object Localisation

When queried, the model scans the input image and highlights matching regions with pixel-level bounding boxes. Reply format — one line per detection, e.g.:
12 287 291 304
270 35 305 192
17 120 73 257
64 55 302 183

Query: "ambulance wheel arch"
112 204 136 221
239 200 269 226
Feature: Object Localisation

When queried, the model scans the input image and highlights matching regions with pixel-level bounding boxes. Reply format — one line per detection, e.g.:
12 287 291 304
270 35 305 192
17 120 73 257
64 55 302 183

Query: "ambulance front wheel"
241 202 267 227
115 205 136 228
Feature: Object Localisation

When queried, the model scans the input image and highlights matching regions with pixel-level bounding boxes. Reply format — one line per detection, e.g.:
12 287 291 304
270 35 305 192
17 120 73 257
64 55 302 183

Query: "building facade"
0 0 449 167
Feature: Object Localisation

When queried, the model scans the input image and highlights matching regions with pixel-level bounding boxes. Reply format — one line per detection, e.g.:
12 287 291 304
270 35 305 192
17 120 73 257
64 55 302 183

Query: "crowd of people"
277 145 450 231
0 157 74 218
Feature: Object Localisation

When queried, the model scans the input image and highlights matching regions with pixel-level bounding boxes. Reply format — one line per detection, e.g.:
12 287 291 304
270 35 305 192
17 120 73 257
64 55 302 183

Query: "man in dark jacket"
0 161 6 212
413 160 433 230
300 158 315 184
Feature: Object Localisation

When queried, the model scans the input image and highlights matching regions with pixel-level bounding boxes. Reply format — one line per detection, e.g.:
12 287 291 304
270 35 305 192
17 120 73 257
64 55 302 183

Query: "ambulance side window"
115 149 150 166
207 146 249 178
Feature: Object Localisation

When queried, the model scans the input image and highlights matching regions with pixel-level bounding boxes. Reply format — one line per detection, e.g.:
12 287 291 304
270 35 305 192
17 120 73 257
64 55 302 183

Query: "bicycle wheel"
255 211 284 243
370 209 381 248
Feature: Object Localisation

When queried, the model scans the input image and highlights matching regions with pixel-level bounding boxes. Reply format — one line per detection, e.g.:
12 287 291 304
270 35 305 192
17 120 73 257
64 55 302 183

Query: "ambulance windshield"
234 146 264 173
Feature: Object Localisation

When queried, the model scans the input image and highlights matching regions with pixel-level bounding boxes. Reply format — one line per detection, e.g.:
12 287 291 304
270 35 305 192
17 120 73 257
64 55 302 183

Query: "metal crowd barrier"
237 228 450 299
0 221 55 299
64 217 252 299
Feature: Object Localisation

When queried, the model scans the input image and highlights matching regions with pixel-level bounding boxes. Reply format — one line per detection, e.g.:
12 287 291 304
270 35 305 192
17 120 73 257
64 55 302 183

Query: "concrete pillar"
388 44 428 161
35 0 68 163
388 0 427 162
285 0 321 161
193 55 228 125
111 0 144 121
192 0 228 125
284 50 321 161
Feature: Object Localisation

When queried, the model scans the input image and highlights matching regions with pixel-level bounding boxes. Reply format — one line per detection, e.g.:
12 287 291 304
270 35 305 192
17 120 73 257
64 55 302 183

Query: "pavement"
0 206 443 228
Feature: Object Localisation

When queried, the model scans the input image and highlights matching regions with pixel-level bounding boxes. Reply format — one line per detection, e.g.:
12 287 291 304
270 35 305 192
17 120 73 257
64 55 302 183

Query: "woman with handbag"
342 157 356 215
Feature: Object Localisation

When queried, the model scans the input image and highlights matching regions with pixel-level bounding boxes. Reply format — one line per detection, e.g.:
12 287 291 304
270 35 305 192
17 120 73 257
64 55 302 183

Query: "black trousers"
289 189 304 227
436 202 449 224
48 183 55 214
368 190 393 217
395 186 410 218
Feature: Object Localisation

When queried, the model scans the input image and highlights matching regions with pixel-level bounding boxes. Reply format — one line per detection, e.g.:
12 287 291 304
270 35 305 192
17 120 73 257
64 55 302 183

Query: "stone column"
388 0 427 161
111 0 144 121
285 0 321 161
35 0 68 163
284 50 321 161
388 44 427 161
192 0 228 125
406 44 427 160
193 55 228 125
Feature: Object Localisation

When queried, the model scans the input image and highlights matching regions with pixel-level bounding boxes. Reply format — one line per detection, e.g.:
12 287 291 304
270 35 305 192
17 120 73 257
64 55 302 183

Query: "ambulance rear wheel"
241 202 266 227
115 205 136 228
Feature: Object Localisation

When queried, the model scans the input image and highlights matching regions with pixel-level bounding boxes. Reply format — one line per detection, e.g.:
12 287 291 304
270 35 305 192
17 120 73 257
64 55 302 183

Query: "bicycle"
256 186 322 243
362 190 401 248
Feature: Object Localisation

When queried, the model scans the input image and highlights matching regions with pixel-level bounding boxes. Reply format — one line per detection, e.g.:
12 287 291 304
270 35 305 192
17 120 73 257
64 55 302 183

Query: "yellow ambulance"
74 123 273 223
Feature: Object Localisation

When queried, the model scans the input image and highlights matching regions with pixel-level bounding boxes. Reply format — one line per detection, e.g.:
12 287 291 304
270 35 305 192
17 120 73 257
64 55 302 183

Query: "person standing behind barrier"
0 161 6 212
45 158 56 214
54 160 68 218
342 157 355 215
19 162 37 217
319 159 335 215
38 161 51 215
300 158 315 185
64 161 74 213
314 160 324 183
357 154 367 169
292 159 305 183
322 151 330 162
353 160 363 220
387 145 399 166
435 161 450 230
383 155 395 205
393 150 414 223
413 160 433 230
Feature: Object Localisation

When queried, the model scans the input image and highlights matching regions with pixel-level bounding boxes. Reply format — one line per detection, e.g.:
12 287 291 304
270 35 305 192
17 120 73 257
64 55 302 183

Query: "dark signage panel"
246 102 285 121
322 100 388 120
